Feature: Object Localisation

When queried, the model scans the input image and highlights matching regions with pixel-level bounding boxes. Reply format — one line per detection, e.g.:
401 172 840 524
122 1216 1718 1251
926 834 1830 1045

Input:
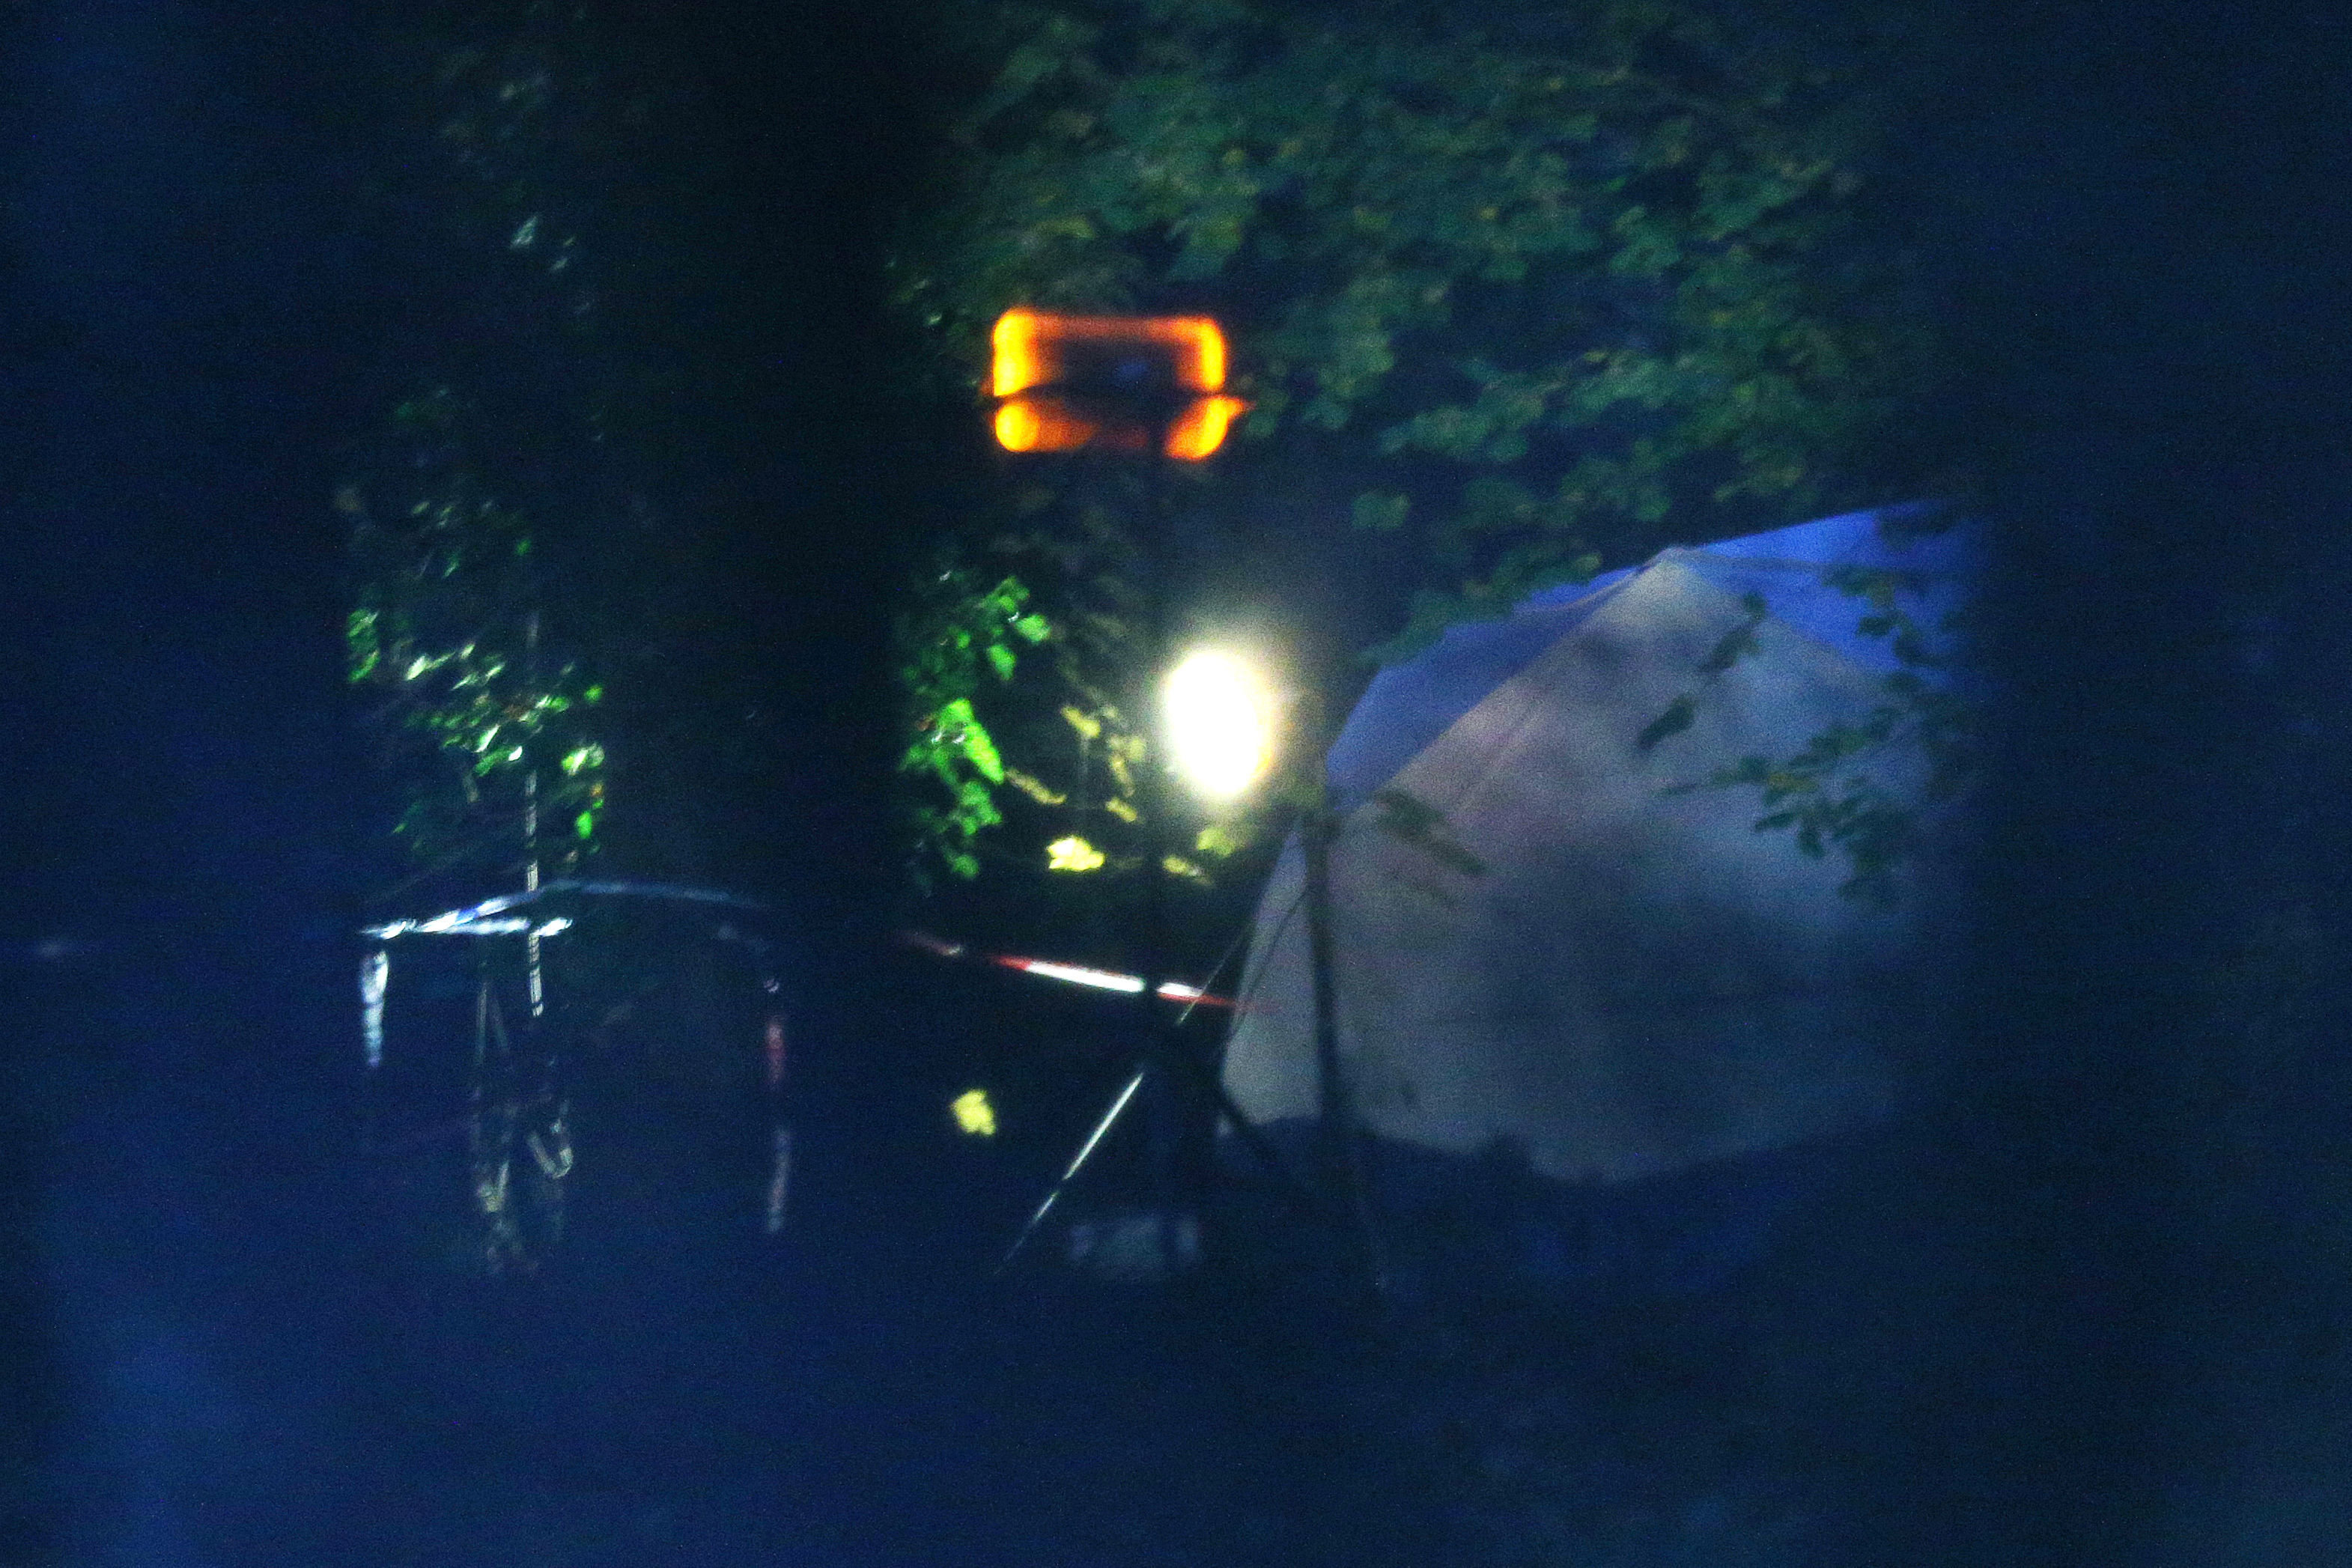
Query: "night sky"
6 0 2352 1563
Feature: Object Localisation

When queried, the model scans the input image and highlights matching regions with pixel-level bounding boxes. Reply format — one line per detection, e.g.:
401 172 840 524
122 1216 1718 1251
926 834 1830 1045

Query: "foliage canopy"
343 390 607 890
891 0 1944 904
342 0 675 903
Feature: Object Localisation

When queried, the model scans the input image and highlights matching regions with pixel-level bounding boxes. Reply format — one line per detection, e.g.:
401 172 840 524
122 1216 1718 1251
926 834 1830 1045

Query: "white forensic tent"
1221 505 1972 1288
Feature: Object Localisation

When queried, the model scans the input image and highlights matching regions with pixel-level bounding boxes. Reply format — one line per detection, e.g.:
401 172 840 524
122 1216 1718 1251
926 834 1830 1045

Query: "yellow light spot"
991 308 1048 398
951 1089 997 1137
1047 836 1107 873
994 398 1042 451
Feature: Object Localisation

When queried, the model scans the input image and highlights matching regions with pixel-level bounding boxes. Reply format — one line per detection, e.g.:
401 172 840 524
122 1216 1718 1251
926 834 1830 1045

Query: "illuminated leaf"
346 608 380 682
1005 768 1068 805
1195 821 1244 857
937 697 1005 783
1047 836 1106 872
950 1089 998 1137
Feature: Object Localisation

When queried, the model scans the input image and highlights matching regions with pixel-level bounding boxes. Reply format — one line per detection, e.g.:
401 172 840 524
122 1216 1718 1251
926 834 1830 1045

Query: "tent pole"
1304 800 1344 1140
1131 463 1222 1269
1304 790 1389 1302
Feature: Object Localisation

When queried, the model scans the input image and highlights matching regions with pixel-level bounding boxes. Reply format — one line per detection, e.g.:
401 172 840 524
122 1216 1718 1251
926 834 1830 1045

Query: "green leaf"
1195 821 1245 858
890 0 1945 897
936 697 1006 784
346 608 380 683
1005 768 1068 805
1352 491 1411 532
1698 596 1769 674
1637 694 1697 751
1367 786 1487 878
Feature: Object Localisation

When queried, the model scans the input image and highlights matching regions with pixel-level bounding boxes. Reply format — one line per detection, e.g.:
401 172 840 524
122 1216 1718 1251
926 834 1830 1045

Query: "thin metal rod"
765 1126 793 1236
1304 801 1343 1138
1303 790 1390 1301
997 1065 1149 1274
1163 1028 1310 1204
523 610 544 1018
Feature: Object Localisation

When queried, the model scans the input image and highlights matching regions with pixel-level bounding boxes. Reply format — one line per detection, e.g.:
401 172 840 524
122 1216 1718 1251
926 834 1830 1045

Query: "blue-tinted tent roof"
1324 502 1975 810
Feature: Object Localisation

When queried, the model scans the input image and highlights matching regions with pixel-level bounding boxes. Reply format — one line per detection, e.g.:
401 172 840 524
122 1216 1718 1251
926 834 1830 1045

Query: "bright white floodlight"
1164 648 1274 800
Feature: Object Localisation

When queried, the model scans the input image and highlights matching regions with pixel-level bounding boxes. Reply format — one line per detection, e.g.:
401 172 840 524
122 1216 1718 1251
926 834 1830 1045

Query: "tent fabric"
1224 506 1970 1207
1323 501 1968 812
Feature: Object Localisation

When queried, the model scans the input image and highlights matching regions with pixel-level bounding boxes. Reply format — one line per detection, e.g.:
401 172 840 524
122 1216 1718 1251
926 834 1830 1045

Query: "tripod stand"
994 840 1385 1299
996 979 1302 1275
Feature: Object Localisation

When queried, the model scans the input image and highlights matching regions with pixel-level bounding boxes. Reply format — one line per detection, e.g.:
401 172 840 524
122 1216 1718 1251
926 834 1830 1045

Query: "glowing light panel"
988 309 1245 459
991 309 1230 397
994 395 1100 455
1163 395 1247 461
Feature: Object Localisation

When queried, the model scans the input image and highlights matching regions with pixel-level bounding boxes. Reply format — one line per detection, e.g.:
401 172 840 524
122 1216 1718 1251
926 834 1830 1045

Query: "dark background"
6 0 2352 1562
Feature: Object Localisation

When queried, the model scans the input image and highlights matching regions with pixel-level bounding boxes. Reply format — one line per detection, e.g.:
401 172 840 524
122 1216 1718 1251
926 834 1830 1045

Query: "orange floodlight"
988 309 1245 460
993 395 1100 455
1164 395 1248 461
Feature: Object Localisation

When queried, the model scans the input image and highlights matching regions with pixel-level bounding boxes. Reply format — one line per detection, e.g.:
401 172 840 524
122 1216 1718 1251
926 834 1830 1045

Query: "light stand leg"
1304 797 1389 1304
995 1016 1312 1276
998 1065 1149 1274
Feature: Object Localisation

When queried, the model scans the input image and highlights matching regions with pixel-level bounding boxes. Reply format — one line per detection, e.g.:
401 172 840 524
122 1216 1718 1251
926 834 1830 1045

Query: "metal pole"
1302 783 1388 1301
999 1065 1150 1274
523 610 544 1018
1133 464 1197 1274
1304 792 1344 1146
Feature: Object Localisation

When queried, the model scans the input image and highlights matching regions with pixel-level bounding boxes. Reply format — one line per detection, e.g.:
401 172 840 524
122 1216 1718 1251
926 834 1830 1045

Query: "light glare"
1008 958 1145 994
1164 648 1273 800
